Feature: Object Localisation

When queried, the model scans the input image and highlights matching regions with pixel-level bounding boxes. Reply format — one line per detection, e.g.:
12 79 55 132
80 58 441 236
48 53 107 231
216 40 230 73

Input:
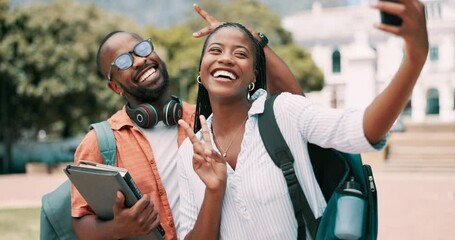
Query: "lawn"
0 207 40 239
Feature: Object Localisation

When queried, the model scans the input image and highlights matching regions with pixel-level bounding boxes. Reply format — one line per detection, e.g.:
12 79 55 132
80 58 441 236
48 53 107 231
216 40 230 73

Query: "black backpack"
258 95 378 240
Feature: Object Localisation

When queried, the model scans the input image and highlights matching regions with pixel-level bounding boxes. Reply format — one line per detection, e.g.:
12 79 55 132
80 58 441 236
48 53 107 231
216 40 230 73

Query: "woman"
177 1 428 239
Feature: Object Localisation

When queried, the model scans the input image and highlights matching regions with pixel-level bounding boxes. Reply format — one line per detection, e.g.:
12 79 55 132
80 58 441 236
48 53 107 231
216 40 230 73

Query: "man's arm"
71 133 160 239
73 192 160 239
193 3 303 96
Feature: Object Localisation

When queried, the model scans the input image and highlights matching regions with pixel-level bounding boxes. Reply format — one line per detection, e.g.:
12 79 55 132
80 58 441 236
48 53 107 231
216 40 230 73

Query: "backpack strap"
40 121 117 239
40 180 75 240
89 121 117 166
258 95 319 239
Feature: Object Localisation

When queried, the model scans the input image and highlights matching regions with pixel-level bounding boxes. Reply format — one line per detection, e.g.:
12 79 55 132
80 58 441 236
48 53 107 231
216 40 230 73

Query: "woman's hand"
372 0 429 63
179 116 227 193
364 0 429 143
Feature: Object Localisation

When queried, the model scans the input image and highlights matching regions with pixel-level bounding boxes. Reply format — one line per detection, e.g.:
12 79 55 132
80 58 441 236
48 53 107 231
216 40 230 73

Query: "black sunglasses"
107 38 154 81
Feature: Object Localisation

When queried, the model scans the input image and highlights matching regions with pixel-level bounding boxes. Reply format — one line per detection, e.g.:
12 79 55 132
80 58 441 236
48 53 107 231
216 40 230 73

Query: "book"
65 160 165 240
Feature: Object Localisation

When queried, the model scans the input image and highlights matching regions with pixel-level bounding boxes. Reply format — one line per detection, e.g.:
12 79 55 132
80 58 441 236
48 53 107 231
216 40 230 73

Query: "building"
282 0 455 122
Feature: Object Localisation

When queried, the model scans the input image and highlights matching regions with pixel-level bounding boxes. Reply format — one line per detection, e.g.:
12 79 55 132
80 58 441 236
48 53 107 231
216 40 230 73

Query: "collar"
205 88 268 127
248 88 268 117
107 106 135 131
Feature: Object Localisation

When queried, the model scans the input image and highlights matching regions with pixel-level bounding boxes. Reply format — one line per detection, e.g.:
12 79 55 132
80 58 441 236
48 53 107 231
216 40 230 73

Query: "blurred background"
0 0 454 239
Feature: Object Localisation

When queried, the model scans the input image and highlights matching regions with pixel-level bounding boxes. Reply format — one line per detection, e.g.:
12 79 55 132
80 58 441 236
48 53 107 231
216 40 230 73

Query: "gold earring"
197 75 202 84
248 82 255 91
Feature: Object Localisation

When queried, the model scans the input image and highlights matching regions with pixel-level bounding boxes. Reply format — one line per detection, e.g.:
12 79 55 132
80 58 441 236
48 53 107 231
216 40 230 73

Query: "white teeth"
139 68 157 82
213 70 236 80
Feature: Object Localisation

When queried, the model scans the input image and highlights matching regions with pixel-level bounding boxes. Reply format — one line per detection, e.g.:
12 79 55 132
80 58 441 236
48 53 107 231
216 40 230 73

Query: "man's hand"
193 3 223 38
112 192 160 238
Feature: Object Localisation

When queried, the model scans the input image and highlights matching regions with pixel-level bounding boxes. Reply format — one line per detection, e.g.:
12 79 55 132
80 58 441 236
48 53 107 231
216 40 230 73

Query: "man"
71 5 302 240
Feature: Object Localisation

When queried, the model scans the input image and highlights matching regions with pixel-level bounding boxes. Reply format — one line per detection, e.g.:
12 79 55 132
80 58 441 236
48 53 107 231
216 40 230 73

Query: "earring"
248 82 255 91
197 75 202 84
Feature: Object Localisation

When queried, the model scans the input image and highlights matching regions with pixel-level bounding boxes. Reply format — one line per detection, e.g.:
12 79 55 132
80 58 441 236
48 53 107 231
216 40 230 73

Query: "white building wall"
344 32 376 110
283 0 455 123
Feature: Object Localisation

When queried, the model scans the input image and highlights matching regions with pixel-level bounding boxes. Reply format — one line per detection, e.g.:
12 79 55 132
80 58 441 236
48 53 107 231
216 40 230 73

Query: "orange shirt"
71 102 195 240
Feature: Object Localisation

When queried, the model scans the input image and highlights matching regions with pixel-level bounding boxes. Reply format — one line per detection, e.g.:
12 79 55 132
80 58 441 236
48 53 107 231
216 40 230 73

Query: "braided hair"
193 22 267 133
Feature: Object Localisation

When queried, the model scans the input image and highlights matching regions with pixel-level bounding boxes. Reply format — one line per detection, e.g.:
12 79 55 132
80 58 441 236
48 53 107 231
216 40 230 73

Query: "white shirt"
177 89 386 239
140 122 180 229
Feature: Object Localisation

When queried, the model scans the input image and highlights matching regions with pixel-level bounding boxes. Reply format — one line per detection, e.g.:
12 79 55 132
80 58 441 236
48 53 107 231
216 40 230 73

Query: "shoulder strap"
40 120 117 239
40 180 76 239
89 121 116 166
258 95 319 239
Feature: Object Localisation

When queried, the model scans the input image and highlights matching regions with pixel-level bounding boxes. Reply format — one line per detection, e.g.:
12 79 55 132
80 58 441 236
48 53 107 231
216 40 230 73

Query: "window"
425 1 442 19
332 50 341 73
403 99 412 116
426 88 440 115
453 90 455 110
430 46 439 62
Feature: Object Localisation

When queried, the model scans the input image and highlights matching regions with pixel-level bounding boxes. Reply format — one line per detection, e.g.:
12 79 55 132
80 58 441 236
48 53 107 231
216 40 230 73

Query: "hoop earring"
248 82 255 91
197 75 202 84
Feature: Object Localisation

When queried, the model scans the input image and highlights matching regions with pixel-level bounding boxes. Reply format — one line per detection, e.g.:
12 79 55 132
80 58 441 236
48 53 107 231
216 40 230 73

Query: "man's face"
101 32 169 103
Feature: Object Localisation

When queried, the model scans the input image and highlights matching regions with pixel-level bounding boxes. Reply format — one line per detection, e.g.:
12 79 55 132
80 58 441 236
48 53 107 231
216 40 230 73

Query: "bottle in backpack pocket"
334 177 365 240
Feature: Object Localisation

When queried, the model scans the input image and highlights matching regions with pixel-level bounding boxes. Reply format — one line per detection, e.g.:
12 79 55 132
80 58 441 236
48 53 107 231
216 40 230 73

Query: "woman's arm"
364 0 428 144
178 116 227 240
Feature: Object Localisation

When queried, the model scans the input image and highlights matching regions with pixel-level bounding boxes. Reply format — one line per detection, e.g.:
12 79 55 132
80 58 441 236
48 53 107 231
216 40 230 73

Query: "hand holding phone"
380 0 403 26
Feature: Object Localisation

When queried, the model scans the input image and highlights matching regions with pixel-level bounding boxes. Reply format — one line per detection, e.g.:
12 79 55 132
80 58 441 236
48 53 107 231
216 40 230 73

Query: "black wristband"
257 32 269 48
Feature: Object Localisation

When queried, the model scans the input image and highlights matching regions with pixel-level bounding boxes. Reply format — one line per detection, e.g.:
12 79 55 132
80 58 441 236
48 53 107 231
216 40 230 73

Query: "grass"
0 207 40 239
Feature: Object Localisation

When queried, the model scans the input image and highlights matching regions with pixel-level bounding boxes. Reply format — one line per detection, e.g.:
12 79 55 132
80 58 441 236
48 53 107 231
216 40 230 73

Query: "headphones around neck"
126 95 182 128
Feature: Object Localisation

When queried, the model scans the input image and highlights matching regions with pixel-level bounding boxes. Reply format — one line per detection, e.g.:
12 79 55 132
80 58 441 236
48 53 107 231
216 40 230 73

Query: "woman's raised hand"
178 116 227 193
372 0 428 63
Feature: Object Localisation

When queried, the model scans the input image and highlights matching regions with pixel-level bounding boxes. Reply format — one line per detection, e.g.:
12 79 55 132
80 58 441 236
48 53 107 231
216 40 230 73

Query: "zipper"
363 164 378 240
369 175 376 192
366 169 376 193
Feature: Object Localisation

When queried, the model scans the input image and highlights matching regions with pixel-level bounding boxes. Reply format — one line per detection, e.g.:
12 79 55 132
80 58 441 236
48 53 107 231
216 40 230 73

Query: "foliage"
274 44 324 92
159 0 324 100
1 0 324 141
0 0 140 139
145 24 203 103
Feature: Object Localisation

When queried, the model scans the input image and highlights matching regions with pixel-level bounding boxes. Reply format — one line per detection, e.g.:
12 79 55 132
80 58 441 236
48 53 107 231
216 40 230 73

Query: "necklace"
213 116 248 158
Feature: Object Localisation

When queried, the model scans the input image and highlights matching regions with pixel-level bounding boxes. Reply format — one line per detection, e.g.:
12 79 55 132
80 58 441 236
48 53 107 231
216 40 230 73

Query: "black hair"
193 22 267 133
95 30 143 79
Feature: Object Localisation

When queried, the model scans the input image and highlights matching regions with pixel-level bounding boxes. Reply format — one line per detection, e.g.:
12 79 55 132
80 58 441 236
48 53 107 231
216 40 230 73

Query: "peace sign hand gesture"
192 3 223 38
178 116 227 194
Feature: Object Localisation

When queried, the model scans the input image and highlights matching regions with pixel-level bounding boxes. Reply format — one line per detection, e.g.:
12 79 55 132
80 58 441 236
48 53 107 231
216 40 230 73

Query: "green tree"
145 24 203 103
0 0 141 138
154 0 324 102
0 0 140 172
196 0 324 92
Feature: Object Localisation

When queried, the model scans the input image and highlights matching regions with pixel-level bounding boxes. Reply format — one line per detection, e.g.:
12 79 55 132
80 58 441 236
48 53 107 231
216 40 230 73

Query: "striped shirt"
177 89 385 239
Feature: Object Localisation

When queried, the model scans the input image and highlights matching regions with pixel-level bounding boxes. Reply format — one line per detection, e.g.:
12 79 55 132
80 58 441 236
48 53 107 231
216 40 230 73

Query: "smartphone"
380 0 403 26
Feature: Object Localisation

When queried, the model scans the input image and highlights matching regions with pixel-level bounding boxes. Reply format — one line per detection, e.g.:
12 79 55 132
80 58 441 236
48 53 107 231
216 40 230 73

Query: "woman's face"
200 27 257 100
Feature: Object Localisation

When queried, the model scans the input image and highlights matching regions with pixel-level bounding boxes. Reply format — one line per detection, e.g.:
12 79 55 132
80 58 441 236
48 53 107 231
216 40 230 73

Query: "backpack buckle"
281 162 298 186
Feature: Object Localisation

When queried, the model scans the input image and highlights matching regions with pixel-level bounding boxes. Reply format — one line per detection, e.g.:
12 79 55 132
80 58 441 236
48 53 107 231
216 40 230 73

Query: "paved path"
1 166 455 239
0 172 67 208
374 171 455 240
